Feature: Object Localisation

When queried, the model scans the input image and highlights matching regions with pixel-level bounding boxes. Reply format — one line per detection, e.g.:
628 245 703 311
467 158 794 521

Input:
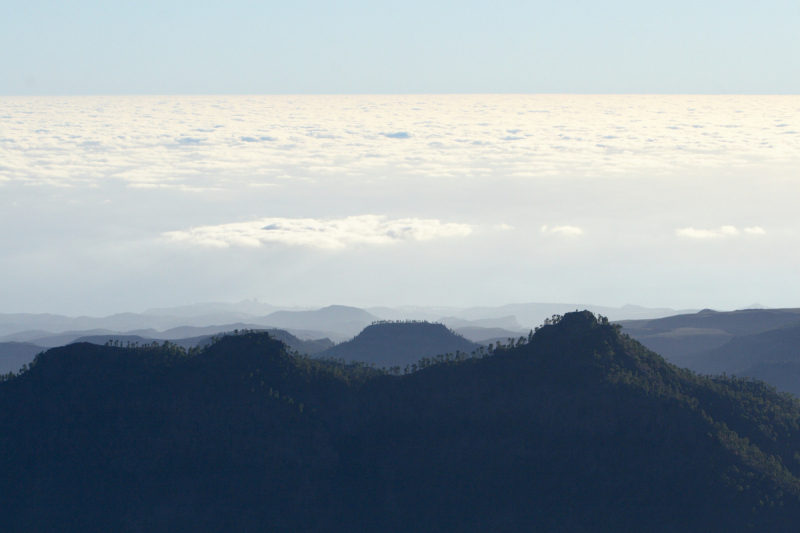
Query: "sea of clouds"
2 94 798 189
1 95 798 313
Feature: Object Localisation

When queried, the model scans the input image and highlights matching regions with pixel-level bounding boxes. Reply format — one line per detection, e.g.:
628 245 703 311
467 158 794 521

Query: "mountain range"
3 311 800 531
619 308 800 396
0 301 696 342
618 308 800 359
0 301 694 375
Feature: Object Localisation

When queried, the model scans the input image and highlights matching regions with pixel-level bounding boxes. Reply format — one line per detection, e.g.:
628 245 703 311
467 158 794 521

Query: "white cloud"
542 225 583 236
163 215 473 249
1 95 798 190
676 226 741 239
745 226 766 235
495 223 514 230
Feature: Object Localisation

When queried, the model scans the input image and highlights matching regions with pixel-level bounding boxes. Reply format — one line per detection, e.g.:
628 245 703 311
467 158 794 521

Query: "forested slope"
3 312 800 532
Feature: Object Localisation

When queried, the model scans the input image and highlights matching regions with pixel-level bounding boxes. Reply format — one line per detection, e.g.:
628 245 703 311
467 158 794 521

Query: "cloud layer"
1 95 796 315
0 95 797 189
676 226 765 239
542 225 583 236
164 215 472 249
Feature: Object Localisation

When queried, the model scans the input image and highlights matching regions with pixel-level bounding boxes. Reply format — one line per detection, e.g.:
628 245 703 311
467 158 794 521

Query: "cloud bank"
1 95 797 190
163 215 473 249
676 226 765 239
542 225 583 236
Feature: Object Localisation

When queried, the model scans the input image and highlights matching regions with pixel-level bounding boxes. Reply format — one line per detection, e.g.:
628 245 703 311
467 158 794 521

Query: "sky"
1 1 799 96
0 2 799 316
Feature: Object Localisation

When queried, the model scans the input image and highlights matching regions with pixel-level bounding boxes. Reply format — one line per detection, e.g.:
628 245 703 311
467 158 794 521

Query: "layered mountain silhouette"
0 327 334 374
619 308 800 359
3 311 800 531
71 328 334 356
318 321 482 368
260 305 377 337
668 323 800 396
0 302 695 342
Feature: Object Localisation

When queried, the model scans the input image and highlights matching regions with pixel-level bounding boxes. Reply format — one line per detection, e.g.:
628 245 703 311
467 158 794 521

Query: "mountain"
666 324 800 396
618 308 800 360
260 305 378 338
3 311 800 531
319 321 482 369
127 323 273 340
0 302 694 341
3 327 334 373
73 329 334 356
0 342 44 375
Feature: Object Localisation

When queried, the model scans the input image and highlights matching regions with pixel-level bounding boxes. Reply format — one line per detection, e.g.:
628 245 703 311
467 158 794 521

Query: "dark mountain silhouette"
3 328 334 374
0 342 43 374
73 329 334 355
319 321 481 369
618 308 800 360
4 312 800 531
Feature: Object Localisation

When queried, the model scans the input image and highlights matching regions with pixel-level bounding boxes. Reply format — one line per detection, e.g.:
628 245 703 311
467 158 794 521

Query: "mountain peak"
321 320 481 368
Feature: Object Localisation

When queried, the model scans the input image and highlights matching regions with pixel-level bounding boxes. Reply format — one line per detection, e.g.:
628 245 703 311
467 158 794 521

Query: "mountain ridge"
3 311 800 531
318 321 482 369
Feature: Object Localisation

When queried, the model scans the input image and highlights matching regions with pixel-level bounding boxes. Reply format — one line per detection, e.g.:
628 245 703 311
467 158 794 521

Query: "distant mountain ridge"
619 308 800 360
0 302 696 340
667 323 800 396
617 308 800 396
261 305 378 337
71 329 335 356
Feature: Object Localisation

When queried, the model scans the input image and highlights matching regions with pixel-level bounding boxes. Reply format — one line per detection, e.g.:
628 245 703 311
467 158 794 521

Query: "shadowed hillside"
0 342 43 375
319 321 482 369
3 313 800 531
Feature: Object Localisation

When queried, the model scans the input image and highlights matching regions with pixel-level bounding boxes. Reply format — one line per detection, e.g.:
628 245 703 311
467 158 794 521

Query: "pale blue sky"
1 0 798 95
